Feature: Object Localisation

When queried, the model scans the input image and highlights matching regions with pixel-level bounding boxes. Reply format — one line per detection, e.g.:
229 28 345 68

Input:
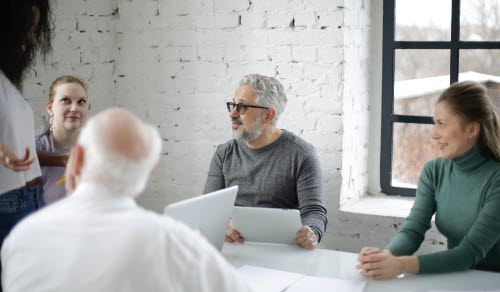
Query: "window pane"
459 49 500 109
395 0 451 41
392 123 439 188
394 50 450 116
461 0 500 41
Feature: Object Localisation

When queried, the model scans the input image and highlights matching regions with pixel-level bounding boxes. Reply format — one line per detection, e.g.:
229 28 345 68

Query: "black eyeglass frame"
226 102 269 115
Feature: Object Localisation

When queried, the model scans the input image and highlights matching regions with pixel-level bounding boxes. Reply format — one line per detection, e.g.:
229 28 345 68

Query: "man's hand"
225 220 244 243
295 226 317 249
0 145 35 172
356 247 403 279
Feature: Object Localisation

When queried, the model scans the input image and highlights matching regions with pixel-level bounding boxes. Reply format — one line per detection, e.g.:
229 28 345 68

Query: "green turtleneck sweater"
387 147 500 273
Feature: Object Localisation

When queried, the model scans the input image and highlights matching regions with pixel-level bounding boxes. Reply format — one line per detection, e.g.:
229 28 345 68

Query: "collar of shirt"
70 182 138 209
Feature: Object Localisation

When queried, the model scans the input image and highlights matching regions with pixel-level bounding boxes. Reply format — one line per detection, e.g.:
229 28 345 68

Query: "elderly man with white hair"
204 74 327 249
1 108 253 292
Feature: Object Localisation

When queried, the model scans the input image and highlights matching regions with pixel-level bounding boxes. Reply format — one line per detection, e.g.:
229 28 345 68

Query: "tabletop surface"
222 242 500 292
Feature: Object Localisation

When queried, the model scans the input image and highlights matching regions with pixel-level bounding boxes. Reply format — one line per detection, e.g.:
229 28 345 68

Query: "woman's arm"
416 177 500 273
357 161 437 279
387 161 437 256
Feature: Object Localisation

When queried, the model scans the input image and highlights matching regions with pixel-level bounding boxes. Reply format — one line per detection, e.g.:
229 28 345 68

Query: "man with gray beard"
203 74 327 249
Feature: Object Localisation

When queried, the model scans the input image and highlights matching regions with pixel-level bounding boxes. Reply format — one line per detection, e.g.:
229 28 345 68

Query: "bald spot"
94 108 151 161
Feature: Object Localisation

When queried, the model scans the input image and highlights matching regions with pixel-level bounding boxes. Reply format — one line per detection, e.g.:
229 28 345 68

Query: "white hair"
239 74 287 124
77 117 162 197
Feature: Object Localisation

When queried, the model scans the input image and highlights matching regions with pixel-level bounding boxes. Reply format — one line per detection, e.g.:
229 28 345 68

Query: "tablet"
164 186 238 251
231 206 302 245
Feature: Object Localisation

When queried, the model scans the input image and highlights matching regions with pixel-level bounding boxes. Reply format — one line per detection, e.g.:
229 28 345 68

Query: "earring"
49 115 54 132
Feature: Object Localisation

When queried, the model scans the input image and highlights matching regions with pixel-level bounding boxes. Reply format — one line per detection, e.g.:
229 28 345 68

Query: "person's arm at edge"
37 149 68 167
296 149 327 242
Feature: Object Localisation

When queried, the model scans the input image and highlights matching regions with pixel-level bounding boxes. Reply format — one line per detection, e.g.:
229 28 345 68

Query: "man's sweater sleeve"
296 149 327 242
203 146 226 194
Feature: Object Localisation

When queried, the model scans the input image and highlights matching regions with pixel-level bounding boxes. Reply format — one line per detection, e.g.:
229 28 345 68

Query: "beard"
232 114 265 142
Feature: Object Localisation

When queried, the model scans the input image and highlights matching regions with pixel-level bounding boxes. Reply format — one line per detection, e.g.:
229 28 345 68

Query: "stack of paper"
238 265 366 292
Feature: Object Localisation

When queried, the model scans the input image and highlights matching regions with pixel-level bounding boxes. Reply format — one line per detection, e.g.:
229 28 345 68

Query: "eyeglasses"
226 102 268 115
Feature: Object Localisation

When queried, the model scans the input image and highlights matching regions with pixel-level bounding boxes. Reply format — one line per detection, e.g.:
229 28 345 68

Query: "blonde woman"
36 75 89 204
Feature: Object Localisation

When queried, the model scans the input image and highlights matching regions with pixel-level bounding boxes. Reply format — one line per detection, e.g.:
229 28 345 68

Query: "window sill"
340 193 415 219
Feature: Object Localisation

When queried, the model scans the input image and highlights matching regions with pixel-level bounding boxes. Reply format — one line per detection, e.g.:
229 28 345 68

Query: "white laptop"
164 186 238 251
231 206 302 245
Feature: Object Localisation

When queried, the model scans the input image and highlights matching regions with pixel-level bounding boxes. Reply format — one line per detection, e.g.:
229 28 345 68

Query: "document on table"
238 265 304 292
238 265 366 292
286 275 366 292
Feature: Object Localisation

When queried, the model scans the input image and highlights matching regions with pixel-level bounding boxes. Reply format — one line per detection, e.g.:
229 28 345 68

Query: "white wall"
112 0 346 222
23 0 117 124
327 0 446 253
22 0 446 253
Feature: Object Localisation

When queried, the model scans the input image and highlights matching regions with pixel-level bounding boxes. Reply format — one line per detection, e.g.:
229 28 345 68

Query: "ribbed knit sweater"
388 147 500 273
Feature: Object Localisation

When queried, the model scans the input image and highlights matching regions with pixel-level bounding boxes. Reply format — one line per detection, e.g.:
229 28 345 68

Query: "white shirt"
1 183 253 292
0 70 42 194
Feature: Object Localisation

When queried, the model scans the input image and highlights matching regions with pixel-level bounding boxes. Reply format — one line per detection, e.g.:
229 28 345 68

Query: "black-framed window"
381 0 500 196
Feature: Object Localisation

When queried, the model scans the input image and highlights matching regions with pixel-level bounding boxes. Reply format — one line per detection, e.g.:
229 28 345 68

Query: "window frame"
380 0 500 196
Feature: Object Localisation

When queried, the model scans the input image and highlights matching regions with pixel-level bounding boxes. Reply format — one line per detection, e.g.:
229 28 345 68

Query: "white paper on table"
238 265 305 292
285 275 366 292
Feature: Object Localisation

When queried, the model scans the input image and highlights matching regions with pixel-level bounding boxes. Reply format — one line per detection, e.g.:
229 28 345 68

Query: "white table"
222 242 500 292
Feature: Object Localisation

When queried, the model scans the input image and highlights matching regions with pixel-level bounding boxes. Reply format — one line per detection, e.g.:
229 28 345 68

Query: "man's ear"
73 145 85 175
265 108 276 123
147 164 158 185
65 145 85 194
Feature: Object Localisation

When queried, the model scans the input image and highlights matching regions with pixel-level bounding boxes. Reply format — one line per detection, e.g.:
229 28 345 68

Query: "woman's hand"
0 145 35 172
357 247 403 279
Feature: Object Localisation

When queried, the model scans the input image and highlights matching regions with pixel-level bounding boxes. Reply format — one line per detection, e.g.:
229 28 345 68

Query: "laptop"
164 186 238 251
231 206 302 245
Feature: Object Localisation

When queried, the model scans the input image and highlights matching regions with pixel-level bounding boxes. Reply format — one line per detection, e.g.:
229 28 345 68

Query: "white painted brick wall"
21 0 445 254
23 0 117 126
321 0 445 254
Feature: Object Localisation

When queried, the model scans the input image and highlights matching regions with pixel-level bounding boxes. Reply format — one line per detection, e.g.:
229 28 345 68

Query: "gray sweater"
203 130 327 241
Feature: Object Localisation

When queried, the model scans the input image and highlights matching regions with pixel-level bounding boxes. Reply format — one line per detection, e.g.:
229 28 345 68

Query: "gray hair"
239 74 287 124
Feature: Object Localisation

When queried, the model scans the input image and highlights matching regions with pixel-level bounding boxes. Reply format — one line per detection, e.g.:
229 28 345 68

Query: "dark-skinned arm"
37 150 68 167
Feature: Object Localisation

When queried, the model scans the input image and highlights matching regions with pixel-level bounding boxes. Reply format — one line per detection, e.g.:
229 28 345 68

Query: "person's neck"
52 127 79 149
245 125 283 149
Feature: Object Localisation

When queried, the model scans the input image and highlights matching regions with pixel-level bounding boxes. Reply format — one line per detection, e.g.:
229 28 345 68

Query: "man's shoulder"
279 130 316 154
136 208 213 246
160 215 220 257
4 201 61 245
214 139 239 153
